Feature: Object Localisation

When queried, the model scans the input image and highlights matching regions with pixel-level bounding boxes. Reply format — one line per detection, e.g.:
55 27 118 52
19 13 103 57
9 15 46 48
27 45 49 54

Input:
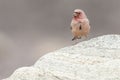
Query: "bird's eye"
74 12 81 14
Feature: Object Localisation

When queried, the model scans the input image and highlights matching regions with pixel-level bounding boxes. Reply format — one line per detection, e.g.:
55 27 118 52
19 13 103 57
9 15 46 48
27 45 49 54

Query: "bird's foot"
72 37 76 41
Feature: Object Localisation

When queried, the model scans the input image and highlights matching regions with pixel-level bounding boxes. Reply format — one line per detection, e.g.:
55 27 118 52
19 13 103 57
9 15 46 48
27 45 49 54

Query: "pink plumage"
70 9 90 41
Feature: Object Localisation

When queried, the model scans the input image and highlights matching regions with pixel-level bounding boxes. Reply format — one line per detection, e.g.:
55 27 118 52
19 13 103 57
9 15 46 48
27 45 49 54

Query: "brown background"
0 0 120 79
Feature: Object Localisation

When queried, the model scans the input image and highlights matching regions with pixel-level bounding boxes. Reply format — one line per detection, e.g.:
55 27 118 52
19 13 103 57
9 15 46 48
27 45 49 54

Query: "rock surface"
3 35 120 80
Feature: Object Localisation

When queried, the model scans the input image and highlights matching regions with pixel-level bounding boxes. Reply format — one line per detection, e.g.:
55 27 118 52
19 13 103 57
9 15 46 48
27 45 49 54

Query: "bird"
70 9 90 41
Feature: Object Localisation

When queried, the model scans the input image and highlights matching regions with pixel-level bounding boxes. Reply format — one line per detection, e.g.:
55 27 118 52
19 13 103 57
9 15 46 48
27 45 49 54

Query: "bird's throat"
73 17 80 21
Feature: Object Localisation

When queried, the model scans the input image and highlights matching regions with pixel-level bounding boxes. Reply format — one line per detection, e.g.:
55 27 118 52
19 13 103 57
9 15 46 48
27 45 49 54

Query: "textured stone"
3 35 120 80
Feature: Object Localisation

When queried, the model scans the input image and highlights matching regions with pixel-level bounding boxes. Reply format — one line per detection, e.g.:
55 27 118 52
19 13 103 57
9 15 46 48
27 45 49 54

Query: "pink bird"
70 9 90 41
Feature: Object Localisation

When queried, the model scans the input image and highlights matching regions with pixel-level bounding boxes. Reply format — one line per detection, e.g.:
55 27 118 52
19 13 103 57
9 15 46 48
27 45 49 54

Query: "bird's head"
73 9 86 19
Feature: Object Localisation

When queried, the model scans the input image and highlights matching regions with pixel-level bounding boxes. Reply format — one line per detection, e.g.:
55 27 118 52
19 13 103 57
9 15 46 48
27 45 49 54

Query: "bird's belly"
72 26 88 37
72 28 82 36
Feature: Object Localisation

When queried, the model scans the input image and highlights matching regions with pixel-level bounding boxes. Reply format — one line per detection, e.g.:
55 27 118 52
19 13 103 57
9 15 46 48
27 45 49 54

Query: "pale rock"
3 35 120 80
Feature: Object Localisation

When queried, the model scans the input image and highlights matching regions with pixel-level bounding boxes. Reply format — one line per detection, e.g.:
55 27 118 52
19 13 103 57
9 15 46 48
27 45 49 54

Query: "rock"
3 35 120 80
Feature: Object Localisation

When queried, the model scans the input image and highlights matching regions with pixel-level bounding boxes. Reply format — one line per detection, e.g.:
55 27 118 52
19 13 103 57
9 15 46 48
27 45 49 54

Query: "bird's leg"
72 37 76 41
78 36 81 39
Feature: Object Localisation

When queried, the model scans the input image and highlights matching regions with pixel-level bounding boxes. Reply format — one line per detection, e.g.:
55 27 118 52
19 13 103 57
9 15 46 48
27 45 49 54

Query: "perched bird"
70 9 90 41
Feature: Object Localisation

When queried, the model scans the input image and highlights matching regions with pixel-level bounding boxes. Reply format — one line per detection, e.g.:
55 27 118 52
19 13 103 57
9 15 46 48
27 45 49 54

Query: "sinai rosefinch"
70 9 90 41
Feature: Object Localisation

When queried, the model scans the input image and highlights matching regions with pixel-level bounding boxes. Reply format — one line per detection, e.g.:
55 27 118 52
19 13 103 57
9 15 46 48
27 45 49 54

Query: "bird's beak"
73 12 77 17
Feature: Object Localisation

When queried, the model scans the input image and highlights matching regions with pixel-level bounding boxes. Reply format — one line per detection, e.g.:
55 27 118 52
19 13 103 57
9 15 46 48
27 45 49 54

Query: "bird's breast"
71 20 81 27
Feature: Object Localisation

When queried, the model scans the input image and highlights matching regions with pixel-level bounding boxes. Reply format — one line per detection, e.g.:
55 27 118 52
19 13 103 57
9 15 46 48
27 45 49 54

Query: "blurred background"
0 0 120 79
